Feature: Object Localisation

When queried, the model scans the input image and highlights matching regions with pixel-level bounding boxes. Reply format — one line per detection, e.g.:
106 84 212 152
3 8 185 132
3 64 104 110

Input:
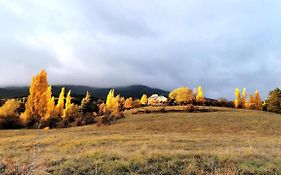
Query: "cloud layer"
0 0 281 99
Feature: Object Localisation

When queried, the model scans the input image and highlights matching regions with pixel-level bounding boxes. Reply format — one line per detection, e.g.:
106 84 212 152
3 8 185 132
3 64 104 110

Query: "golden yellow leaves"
234 88 262 110
169 87 194 104
0 99 20 117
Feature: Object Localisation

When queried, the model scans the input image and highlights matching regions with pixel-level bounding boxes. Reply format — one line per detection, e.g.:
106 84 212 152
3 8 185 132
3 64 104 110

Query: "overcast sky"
0 0 281 99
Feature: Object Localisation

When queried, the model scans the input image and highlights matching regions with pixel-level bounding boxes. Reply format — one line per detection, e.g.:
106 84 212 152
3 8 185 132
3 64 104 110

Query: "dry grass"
1 107 281 174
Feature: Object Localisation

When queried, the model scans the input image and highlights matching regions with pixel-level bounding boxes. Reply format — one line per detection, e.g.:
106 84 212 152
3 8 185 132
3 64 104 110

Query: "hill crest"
0 85 169 99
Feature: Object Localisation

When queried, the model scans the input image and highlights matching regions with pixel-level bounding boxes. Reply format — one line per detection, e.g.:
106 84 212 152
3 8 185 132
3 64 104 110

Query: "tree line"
0 70 281 129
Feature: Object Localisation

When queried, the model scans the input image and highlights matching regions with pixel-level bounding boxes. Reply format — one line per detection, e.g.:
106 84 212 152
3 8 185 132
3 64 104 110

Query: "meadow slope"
1 107 281 174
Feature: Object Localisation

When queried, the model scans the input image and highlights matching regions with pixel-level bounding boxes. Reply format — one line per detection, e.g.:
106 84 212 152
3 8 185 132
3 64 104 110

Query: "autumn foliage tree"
0 99 22 129
1 70 98 129
106 89 115 111
140 94 148 105
45 87 56 120
123 97 133 109
241 88 249 109
63 90 72 118
235 88 262 110
21 70 52 127
56 87 65 117
196 86 205 104
249 90 262 110
0 99 21 117
169 87 194 105
80 91 91 113
234 88 241 108
255 90 263 110
105 89 121 115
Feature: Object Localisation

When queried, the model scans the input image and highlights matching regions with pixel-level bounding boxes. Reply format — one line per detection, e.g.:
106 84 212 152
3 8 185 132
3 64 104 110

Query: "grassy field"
1 107 281 174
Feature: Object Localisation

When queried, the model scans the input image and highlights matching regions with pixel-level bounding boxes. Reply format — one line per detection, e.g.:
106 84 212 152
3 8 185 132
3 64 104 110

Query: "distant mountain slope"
0 85 169 99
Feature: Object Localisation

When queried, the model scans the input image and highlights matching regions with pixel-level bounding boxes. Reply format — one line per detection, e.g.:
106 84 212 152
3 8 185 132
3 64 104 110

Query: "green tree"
265 88 281 113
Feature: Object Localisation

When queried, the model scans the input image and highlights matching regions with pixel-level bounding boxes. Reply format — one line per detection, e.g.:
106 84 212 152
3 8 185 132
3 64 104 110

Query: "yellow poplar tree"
254 90 263 110
105 89 120 114
241 88 248 109
140 94 148 105
45 97 56 120
21 70 50 124
234 88 241 108
65 91 72 109
106 89 115 111
63 90 72 118
249 90 263 110
56 87 65 117
249 94 254 109
79 91 91 113
80 91 91 107
44 86 55 120
196 86 205 103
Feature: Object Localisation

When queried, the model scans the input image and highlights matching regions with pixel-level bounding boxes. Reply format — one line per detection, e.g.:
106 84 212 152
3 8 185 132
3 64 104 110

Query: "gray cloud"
0 0 280 99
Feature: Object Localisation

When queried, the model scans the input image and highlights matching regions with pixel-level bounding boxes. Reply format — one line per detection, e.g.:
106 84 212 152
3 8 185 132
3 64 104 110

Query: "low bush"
0 115 23 129
0 99 23 129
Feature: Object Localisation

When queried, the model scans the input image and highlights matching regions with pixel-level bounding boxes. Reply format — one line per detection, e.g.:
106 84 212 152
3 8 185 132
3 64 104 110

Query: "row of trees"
0 72 207 129
234 88 263 110
0 70 95 129
4 69 281 129
0 70 161 129
98 90 148 115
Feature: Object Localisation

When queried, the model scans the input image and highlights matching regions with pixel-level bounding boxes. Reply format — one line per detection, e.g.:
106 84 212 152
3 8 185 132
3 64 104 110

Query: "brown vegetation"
1 108 281 174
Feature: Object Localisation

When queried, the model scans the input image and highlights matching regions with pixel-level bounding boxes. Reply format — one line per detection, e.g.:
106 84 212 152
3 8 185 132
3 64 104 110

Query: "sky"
0 0 281 99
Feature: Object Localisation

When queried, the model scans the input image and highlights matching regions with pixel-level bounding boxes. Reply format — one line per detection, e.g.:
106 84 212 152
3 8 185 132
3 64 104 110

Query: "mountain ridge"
0 84 169 99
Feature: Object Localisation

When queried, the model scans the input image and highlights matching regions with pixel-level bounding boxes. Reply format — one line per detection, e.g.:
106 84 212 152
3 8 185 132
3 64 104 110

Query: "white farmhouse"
148 94 167 106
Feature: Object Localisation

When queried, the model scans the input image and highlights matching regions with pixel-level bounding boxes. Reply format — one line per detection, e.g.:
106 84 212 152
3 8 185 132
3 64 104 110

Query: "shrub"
59 104 95 128
0 99 21 117
101 112 124 125
132 99 141 108
60 104 80 127
0 99 22 129
0 115 23 129
41 115 62 129
98 103 106 116
123 98 133 109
